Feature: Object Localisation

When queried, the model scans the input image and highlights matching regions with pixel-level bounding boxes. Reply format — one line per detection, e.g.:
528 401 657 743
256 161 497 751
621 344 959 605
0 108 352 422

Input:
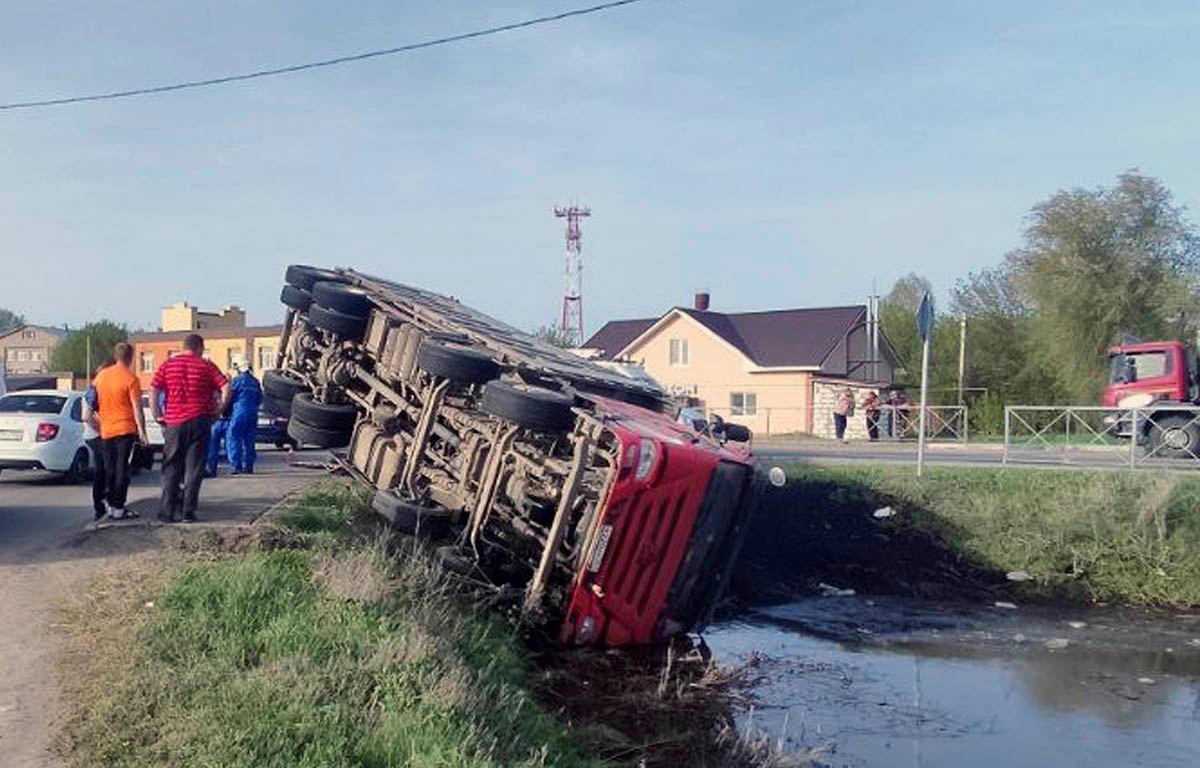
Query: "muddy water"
707 597 1200 767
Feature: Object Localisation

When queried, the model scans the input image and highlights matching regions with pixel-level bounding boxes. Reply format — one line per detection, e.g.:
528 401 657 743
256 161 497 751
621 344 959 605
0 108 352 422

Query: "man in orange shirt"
92 342 148 519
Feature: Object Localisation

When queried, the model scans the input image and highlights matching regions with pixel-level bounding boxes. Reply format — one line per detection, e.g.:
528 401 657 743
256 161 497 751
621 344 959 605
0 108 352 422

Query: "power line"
0 0 653 112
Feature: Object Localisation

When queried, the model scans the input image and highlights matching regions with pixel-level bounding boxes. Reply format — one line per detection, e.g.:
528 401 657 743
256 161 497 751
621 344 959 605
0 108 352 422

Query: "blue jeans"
228 411 257 472
205 419 228 474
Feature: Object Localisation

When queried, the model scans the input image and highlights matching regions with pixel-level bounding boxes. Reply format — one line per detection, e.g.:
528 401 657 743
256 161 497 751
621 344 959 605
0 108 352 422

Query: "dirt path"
0 453 326 766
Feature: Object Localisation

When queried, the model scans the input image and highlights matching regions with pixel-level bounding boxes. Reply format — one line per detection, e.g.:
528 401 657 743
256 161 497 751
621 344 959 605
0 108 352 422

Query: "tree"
879 275 958 398
1007 171 1200 401
50 321 129 377
532 323 575 349
0 307 23 335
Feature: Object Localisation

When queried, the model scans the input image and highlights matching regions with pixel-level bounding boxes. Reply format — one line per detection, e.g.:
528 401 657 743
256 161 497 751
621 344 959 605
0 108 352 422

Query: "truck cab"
1101 340 1190 408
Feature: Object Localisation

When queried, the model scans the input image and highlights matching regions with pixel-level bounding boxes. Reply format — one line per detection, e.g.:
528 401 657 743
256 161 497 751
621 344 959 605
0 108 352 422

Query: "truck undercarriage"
266 266 755 645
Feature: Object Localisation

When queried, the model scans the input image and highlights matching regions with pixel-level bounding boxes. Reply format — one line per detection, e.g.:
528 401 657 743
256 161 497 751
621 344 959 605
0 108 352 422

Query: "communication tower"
554 205 590 346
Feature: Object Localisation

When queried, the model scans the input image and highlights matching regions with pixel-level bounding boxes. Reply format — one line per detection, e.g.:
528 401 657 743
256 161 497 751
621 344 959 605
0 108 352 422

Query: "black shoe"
156 513 175 523
182 514 197 523
93 507 106 521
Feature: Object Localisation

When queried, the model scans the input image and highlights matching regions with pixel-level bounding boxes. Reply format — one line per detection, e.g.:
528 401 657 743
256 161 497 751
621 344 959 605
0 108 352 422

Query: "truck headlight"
635 438 659 481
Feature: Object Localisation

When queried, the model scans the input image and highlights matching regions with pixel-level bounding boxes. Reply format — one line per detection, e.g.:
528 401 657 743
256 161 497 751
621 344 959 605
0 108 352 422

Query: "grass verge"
739 463 1200 607
58 482 779 768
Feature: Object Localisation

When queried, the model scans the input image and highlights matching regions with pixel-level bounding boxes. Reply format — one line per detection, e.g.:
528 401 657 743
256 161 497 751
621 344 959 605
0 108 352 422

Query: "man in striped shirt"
150 333 231 522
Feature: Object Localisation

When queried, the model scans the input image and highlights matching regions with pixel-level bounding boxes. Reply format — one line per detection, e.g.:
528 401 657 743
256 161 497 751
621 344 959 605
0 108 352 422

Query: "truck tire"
309 304 368 340
312 281 372 319
285 264 342 291
371 491 451 538
416 341 499 384
280 284 312 312
435 545 479 576
286 418 352 449
480 381 574 433
263 369 308 402
262 393 292 417
1146 414 1200 459
291 394 359 432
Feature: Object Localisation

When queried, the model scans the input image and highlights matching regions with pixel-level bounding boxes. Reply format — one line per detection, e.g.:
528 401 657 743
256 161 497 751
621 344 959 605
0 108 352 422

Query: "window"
730 392 757 416
70 397 83 422
22 330 35 339
1110 351 1170 383
258 345 275 371
31 350 43 362
140 352 155 373
669 338 689 366
0 394 67 414
15 349 30 362
5 349 13 362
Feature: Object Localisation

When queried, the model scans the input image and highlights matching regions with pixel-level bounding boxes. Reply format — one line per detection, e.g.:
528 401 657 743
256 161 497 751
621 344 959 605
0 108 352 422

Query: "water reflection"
707 597 1200 767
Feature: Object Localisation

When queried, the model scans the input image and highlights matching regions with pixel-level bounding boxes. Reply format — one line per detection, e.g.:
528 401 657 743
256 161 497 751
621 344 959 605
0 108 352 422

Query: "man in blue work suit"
226 365 263 474
205 415 229 477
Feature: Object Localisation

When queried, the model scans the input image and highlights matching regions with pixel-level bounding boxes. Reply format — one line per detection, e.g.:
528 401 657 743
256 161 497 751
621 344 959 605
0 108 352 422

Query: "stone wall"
812 379 882 441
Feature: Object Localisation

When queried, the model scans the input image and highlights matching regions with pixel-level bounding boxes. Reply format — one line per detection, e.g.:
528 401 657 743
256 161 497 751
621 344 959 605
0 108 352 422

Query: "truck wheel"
371 491 451 538
285 264 342 291
309 304 368 340
291 394 359 431
286 418 352 449
480 381 574 433
1147 414 1200 459
312 281 372 319
262 393 293 417
435 545 479 576
280 284 312 312
263 370 308 401
416 341 499 384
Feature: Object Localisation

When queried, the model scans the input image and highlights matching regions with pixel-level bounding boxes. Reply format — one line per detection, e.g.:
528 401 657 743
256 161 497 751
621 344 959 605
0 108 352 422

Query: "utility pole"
554 205 590 347
957 313 967 406
916 294 934 478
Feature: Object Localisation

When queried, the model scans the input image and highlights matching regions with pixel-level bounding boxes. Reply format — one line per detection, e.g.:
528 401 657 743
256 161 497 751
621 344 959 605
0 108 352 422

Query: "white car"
140 393 165 451
0 389 91 480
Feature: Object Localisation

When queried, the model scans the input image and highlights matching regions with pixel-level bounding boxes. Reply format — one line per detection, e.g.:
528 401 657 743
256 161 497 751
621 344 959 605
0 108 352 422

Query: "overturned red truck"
264 266 756 646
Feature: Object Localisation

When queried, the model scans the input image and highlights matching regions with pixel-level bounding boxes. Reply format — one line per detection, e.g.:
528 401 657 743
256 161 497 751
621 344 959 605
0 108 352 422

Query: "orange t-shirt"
94 365 142 439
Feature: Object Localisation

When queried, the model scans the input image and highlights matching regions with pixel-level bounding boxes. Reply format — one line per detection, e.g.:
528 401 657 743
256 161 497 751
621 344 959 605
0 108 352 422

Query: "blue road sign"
917 293 934 342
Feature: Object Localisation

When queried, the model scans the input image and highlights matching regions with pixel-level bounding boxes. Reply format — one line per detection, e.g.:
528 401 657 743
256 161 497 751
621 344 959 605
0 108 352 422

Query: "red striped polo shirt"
150 353 228 427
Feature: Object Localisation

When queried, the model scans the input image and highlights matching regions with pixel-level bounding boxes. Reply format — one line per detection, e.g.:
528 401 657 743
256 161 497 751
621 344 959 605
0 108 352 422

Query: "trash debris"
994 601 1018 610
768 466 787 487
1067 621 1086 629
873 506 896 519
1044 638 1070 650
144 601 155 609
1138 677 1156 685
817 582 856 597
1005 570 1032 582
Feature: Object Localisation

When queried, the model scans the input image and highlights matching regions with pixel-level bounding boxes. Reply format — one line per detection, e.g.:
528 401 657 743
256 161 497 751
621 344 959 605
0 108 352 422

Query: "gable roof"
588 305 868 369
0 324 68 342
581 318 657 359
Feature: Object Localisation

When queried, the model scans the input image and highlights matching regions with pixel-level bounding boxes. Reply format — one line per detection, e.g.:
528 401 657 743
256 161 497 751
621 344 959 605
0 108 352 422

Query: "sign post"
916 293 934 478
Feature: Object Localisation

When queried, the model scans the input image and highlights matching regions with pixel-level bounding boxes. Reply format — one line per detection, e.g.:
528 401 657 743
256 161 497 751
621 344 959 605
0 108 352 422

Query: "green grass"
62 486 600 768
784 463 1200 606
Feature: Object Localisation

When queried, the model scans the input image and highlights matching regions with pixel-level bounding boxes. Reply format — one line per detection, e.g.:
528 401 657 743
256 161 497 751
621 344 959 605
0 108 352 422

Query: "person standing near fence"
226 365 263 475
834 387 855 443
863 390 881 441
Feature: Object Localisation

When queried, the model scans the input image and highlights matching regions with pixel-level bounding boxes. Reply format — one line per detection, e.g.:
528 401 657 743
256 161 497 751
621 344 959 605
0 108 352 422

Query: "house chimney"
694 291 710 311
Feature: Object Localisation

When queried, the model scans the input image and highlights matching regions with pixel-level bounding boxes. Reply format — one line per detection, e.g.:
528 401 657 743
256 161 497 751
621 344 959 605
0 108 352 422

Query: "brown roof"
586 305 867 368
581 317 657 359
129 325 283 343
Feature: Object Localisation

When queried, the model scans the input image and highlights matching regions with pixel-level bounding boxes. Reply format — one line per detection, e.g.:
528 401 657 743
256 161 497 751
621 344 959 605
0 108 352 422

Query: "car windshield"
0 394 67 414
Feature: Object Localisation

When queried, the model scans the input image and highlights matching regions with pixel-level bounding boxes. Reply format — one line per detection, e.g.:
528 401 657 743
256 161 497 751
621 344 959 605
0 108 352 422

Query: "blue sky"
1 0 1197 335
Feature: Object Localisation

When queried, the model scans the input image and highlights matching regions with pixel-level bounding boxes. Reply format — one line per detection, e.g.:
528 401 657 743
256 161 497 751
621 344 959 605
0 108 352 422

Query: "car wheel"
286 419 351 449
66 448 90 483
280 284 312 312
312 281 373 319
308 304 368 340
416 340 500 384
480 381 575 433
371 491 451 538
285 264 343 291
291 394 359 432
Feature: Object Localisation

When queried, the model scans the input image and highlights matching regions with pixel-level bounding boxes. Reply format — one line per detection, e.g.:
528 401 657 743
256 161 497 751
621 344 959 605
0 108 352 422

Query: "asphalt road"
0 448 328 564
753 439 1187 471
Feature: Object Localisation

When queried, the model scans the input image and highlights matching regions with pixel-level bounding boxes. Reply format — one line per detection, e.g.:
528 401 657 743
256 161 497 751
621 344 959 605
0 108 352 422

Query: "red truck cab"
1101 340 1191 407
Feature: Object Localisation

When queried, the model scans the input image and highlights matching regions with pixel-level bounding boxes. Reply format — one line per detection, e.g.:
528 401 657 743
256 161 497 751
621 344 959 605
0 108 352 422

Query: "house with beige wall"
0 324 66 374
584 296 897 437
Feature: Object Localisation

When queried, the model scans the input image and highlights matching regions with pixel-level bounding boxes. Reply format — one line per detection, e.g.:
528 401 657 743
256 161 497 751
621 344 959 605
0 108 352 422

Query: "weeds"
777 463 1200 607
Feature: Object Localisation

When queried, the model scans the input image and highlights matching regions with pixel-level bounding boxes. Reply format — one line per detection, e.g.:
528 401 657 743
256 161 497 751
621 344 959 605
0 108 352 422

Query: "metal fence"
703 404 969 443
1003 405 1200 469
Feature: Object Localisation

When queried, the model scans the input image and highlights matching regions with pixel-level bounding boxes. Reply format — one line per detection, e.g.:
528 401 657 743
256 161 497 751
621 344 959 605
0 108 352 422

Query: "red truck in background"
1101 338 1200 458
